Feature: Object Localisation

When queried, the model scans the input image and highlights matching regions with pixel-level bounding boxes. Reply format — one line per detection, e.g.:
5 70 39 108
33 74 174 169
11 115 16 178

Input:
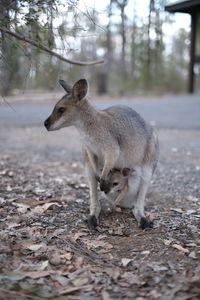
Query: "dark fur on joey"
87 215 98 229
100 179 111 193
140 217 153 230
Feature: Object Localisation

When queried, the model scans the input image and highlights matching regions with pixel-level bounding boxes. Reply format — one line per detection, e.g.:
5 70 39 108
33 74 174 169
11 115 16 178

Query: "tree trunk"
145 0 155 88
117 0 128 79
0 1 12 95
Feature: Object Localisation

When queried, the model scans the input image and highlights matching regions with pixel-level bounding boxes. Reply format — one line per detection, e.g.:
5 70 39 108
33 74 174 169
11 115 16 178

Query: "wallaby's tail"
143 129 159 174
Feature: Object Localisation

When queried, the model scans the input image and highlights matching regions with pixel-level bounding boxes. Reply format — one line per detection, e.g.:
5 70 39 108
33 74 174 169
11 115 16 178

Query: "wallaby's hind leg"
132 167 153 229
84 151 101 229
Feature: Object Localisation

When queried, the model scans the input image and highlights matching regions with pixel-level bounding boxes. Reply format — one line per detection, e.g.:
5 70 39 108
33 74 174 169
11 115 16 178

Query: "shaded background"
1 0 199 97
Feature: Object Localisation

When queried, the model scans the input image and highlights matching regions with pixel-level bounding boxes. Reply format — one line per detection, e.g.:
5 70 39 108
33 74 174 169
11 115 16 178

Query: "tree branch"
0 27 104 66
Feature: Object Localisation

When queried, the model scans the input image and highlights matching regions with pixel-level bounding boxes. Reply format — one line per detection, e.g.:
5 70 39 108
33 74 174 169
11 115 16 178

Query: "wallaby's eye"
58 107 65 114
113 182 118 187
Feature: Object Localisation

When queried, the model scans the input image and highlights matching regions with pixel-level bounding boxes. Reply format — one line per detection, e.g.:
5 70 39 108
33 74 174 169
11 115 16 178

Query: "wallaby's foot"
100 179 110 193
140 217 153 230
87 215 98 229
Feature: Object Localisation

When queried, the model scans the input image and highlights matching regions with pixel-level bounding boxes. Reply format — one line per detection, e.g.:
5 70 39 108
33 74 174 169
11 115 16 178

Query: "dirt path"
0 126 200 299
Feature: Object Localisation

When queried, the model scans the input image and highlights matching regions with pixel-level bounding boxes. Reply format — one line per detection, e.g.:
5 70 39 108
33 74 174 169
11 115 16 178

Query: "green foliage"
0 0 190 95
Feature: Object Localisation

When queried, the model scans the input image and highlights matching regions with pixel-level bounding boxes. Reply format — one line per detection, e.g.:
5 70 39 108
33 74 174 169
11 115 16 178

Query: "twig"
56 236 115 267
0 27 104 66
0 288 43 300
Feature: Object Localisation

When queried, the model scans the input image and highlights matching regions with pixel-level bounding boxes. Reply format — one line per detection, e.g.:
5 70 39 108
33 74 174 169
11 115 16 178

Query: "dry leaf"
172 244 189 254
85 239 113 250
73 231 89 241
49 252 61 265
26 243 46 251
104 267 121 279
25 270 52 279
101 290 113 300
32 202 61 214
121 272 141 285
121 258 133 267
149 289 159 299
59 285 92 295
51 274 69 286
188 251 197 259
74 256 84 269
170 208 184 214
61 252 73 261
163 239 172 246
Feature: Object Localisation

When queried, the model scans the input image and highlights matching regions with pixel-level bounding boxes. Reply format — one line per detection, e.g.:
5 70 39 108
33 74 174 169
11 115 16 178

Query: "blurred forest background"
0 0 191 97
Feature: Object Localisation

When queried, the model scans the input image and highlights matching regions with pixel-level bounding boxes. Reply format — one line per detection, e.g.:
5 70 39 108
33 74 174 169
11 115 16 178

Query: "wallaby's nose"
44 117 50 129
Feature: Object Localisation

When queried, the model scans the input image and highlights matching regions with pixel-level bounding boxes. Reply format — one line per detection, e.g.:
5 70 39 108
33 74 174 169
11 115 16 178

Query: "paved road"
0 94 200 129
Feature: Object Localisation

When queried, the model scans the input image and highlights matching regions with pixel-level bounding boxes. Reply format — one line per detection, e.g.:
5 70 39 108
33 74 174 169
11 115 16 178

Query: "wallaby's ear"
59 79 72 94
122 168 131 177
72 79 88 101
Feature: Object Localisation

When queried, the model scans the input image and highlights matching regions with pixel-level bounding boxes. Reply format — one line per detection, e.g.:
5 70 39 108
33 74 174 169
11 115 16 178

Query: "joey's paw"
95 175 100 182
140 217 154 230
100 179 110 193
87 215 98 229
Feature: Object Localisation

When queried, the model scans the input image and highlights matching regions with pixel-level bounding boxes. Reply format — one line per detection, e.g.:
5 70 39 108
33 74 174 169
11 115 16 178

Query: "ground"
0 96 200 300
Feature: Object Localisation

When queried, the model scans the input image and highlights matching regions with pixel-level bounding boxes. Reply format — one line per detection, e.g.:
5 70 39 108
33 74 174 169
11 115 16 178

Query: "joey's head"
105 168 131 195
44 78 88 131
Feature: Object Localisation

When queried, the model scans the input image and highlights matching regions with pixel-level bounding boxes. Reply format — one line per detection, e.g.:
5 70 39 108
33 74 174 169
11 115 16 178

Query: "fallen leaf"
49 252 61 266
185 195 198 202
149 289 159 299
73 275 90 286
104 267 121 279
188 251 197 259
141 250 150 256
25 270 52 279
73 231 89 241
185 209 196 215
163 239 173 246
172 244 189 254
170 208 184 214
121 258 133 267
148 263 168 272
17 197 65 207
38 260 49 270
101 290 114 300
26 243 46 251
51 274 69 286
59 285 93 295
74 256 84 269
146 212 156 221
61 252 73 261
121 272 141 285
32 202 61 214
85 239 113 250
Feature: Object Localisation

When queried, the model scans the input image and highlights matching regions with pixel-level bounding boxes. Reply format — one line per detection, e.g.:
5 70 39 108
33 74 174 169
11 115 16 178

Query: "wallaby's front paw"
140 217 153 230
95 175 100 182
100 179 110 193
87 215 98 229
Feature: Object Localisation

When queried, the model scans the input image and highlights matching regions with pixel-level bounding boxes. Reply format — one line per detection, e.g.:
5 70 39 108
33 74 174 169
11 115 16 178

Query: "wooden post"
188 13 196 94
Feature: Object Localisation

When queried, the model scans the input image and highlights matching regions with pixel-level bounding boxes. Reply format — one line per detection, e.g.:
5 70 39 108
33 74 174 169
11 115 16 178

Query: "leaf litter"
0 128 200 299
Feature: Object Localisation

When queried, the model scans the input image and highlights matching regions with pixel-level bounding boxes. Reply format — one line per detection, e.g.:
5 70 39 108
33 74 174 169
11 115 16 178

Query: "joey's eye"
113 182 118 187
58 107 65 114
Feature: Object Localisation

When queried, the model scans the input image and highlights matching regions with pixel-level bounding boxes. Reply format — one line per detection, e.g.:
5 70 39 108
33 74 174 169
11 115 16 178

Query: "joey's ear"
122 168 131 177
72 79 88 101
59 79 72 94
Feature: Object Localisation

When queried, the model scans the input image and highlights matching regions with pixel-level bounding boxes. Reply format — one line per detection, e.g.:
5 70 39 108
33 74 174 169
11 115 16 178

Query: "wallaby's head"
105 168 131 195
44 79 88 131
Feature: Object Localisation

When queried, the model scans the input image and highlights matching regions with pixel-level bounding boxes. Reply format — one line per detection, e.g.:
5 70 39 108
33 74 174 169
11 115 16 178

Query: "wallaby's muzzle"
44 116 51 130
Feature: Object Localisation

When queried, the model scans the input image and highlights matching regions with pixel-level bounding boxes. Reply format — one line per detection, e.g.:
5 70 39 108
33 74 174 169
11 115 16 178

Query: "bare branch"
0 27 104 66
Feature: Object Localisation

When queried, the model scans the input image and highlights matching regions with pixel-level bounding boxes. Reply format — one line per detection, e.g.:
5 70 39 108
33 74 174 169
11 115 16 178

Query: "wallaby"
103 167 131 208
103 167 154 228
44 78 159 229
